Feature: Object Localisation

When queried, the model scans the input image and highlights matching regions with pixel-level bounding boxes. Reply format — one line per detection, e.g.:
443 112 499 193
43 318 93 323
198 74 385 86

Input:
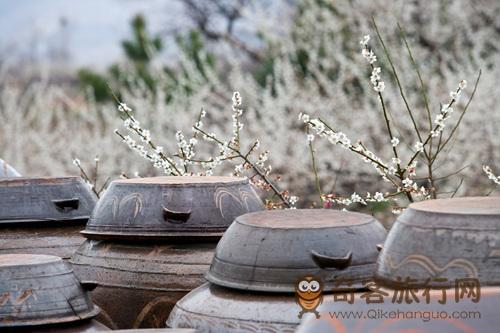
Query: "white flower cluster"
360 35 377 63
391 137 400 147
430 80 466 138
414 141 424 153
117 103 132 113
323 191 388 209
175 109 208 173
400 176 428 198
116 104 181 176
360 34 385 92
483 165 500 185
300 113 390 179
230 91 244 147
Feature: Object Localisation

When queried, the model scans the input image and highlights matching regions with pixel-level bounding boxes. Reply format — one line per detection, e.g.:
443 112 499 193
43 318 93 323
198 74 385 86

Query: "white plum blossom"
298 113 310 122
362 48 377 64
117 103 132 113
414 142 424 152
373 192 385 201
361 34 385 91
483 165 500 185
359 34 370 46
391 137 400 147
402 177 414 188
392 157 401 165
373 81 385 92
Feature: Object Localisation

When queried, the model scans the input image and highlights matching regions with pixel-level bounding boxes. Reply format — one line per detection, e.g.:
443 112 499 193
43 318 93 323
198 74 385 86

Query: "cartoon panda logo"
295 275 323 319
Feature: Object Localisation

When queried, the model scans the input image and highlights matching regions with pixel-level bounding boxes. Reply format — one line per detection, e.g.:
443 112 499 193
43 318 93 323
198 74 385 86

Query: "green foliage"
77 69 111 102
77 15 214 103
177 30 215 79
122 15 162 63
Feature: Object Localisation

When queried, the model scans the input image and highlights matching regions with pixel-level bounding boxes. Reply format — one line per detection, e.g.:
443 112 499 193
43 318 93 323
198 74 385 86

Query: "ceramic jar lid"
206 209 387 292
0 177 96 225
81 176 263 241
0 254 99 327
376 196 500 287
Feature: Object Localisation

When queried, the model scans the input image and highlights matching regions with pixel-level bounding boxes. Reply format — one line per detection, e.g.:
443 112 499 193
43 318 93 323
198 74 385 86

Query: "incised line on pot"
111 193 143 222
388 254 478 278
214 186 258 219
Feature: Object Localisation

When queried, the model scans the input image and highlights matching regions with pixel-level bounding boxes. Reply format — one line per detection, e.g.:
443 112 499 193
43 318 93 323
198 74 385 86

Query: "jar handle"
162 207 191 224
311 250 352 270
52 198 79 212
80 281 98 291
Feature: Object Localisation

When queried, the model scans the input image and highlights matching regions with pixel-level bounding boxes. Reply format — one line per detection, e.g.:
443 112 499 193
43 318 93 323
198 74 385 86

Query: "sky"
0 0 185 68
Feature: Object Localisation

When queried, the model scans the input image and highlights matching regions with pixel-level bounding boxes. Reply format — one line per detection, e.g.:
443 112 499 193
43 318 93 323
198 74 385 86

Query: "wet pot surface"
376 196 500 287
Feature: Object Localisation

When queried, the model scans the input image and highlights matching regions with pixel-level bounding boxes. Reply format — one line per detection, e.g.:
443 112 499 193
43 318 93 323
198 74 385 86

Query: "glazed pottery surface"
72 176 264 329
376 196 500 287
81 176 263 241
207 209 387 292
0 254 99 328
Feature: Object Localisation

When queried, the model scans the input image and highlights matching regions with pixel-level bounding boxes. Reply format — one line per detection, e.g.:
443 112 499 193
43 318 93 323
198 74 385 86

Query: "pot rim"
0 176 83 186
111 175 249 187
80 229 224 241
0 305 100 328
0 216 90 225
408 196 500 216
234 209 376 230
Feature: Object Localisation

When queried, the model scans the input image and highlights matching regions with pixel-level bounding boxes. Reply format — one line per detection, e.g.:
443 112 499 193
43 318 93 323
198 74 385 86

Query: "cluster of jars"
166 209 387 332
296 197 500 333
1 173 500 333
0 175 262 331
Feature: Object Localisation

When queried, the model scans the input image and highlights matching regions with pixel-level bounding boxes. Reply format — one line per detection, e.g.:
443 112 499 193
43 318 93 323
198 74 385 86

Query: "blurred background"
0 0 499 207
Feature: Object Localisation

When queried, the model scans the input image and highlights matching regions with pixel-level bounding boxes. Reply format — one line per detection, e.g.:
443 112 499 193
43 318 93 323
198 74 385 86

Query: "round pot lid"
0 254 99 327
376 196 500 287
0 177 97 225
399 196 500 228
206 209 387 292
81 176 263 241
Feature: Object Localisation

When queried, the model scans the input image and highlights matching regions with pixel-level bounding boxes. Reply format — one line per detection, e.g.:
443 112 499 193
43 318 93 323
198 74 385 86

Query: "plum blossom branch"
300 27 478 212
72 156 110 198
113 92 295 209
483 165 500 185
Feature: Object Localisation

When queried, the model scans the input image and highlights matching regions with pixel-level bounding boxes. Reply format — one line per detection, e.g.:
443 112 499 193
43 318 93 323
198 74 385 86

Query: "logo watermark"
294 275 482 320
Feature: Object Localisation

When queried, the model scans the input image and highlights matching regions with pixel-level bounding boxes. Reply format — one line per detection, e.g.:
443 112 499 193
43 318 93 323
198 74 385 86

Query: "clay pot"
0 177 96 260
207 209 387 291
71 176 263 329
0 254 106 332
168 209 387 332
81 176 263 241
377 196 500 287
167 283 299 333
